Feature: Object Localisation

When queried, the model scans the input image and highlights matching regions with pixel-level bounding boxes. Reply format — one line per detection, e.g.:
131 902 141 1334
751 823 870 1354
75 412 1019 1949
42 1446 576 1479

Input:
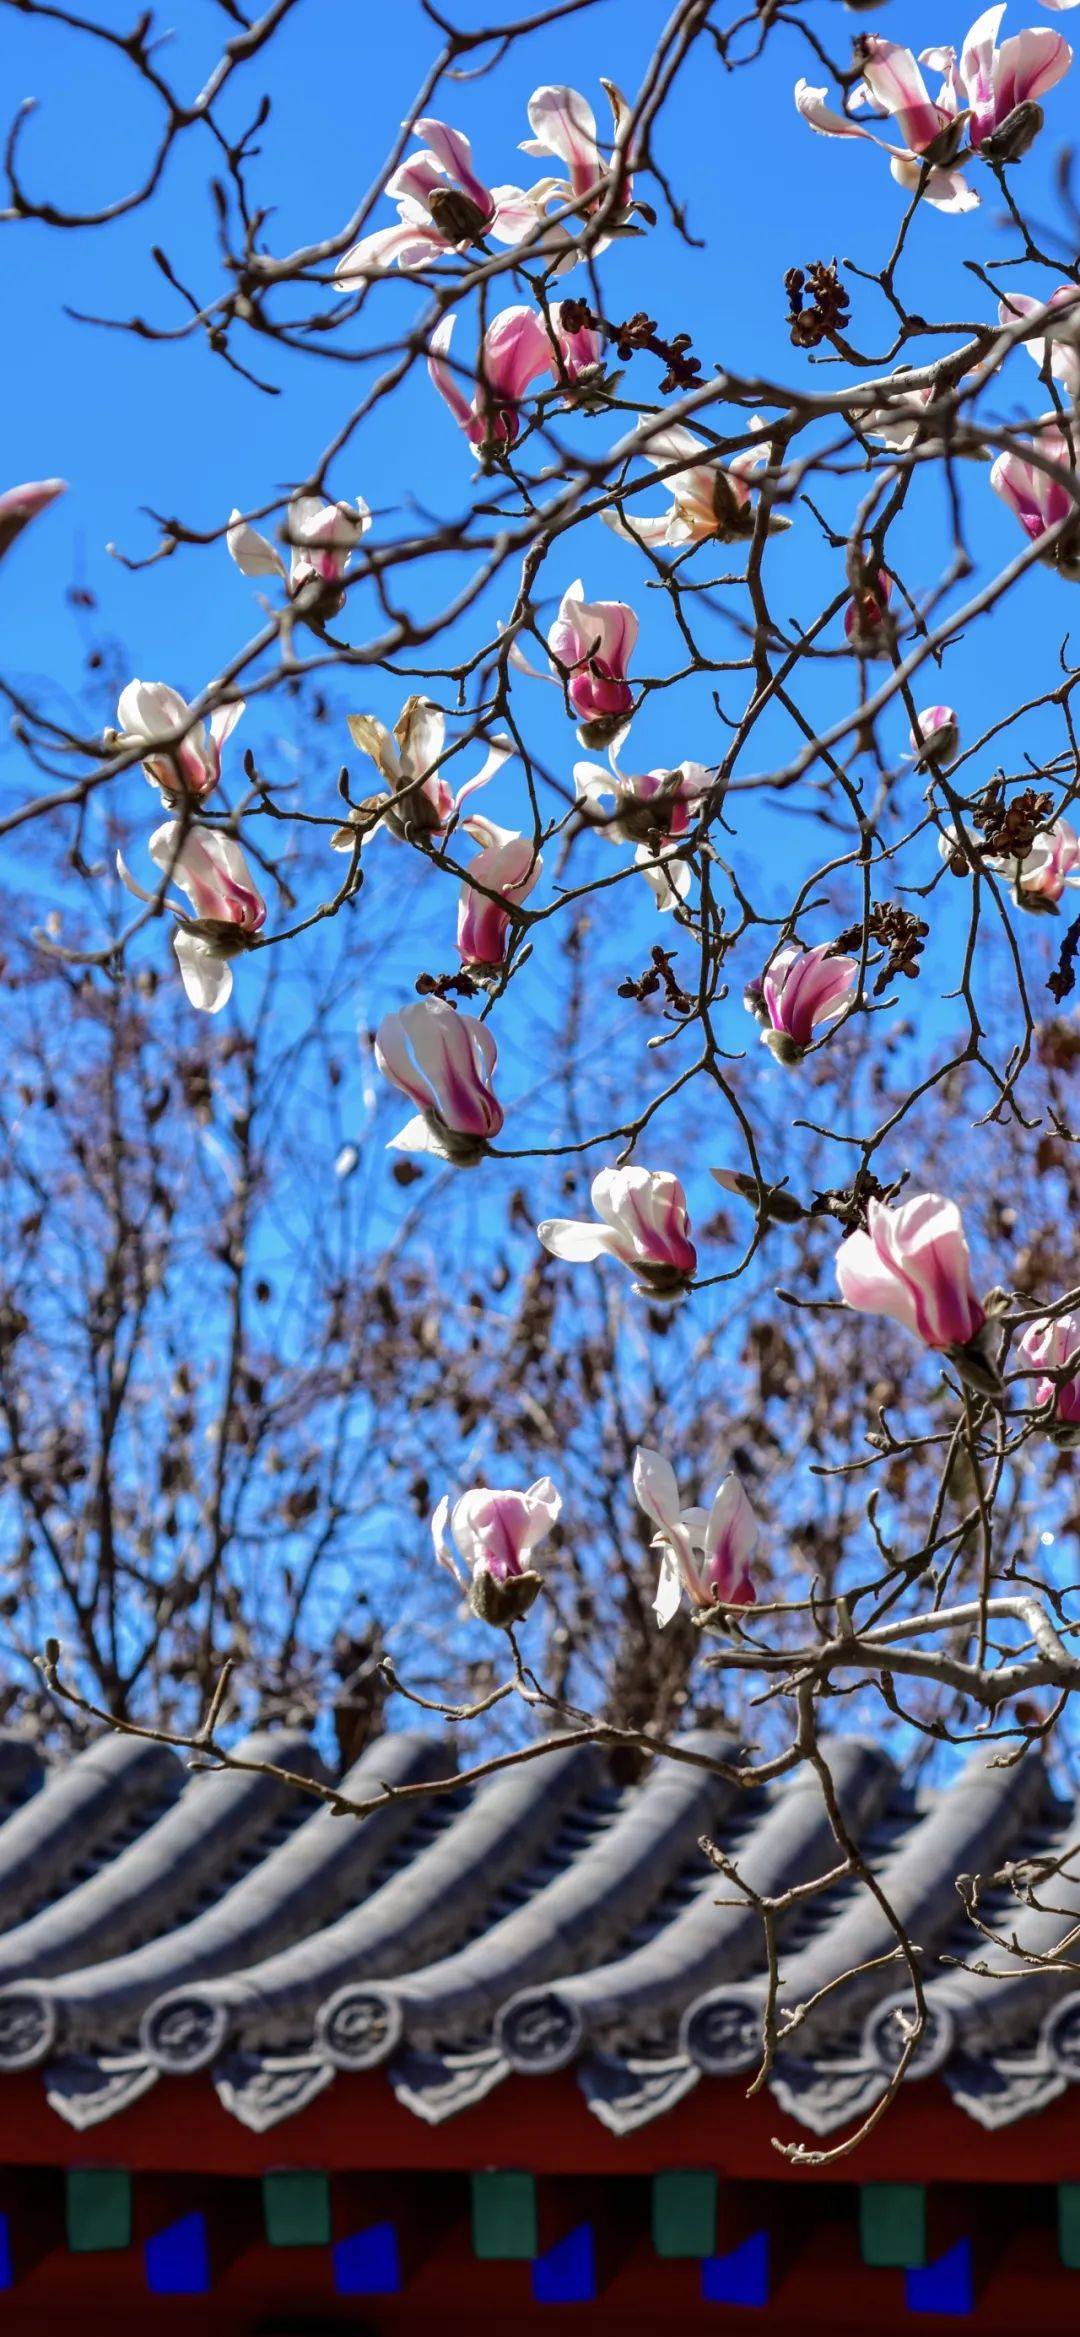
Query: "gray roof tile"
0 1721 1071 2133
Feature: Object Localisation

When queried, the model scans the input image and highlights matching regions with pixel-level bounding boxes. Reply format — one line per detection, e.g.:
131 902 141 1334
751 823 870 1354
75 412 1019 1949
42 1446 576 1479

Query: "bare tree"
6 0 1080 2160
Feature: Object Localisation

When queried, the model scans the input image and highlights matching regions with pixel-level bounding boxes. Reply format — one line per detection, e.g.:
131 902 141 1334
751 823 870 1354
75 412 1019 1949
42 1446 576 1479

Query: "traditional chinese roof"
0 1719 1075 2140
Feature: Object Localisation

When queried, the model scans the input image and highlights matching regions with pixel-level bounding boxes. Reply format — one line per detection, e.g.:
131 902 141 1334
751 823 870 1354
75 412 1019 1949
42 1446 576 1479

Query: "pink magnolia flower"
855 377 940 450
937 810 1080 906
335 117 550 281
147 822 265 1013
538 1166 697 1297
552 302 605 390
336 697 511 844
1012 816 1080 902
990 815 1080 906
855 35 965 153
456 817 542 968
998 287 1080 397
836 1193 989 1362
428 307 552 453
795 71 978 213
990 425 1080 575
1017 1312 1080 1443
228 493 371 602
604 416 785 550
748 942 859 1063
573 747 712 909
520 82 639 249
0 478 66 561
844 567 894 655
910 704 960 769
924 5 1072 151
433 1475 561 1625
633 1448 758 1627
548 579 637 745
116 680 245 803
796 11 1072 205
374 997 504 1163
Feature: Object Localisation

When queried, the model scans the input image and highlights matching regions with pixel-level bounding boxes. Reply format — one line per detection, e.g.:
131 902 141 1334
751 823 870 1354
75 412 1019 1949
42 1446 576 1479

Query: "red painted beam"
0 2071 1078 2182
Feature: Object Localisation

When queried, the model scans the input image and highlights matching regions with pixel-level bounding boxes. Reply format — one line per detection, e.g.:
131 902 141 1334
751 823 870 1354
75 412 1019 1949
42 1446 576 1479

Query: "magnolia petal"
226 512 286 580
428 311 472 431
387 1113 449 1157
602 504 679 546
210 697 245 750
335 220 449 281
431 1493 465 1584
704 1475 759 1595
523 84 600 187
653 1544 684 1629
890 153 980 209
524 1474 563 1535
0 477 66 560
452 736 514 814
117 678 190 738
573 759 617 808
115 847 166 910
536 1216 616 1262
632 1445 683 1537
348 713 401 785
373 1014 434 1111
395 696 445 775
835 1224 922 1336
173 929 233 1014
795 76 882 138
636 843 691 909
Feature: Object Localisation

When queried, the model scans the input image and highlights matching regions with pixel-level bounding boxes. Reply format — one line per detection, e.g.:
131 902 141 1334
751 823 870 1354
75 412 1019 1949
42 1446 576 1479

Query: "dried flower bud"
425 186 491 245
980 100 1043 162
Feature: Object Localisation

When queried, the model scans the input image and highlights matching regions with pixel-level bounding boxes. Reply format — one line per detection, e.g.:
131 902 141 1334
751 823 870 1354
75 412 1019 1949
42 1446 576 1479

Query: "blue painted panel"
701 2227 770 2306
0 2212 12 2290
332 2220 402 2295
905 2237 975 2315
532 2222 597 2304
144 2210 211 2296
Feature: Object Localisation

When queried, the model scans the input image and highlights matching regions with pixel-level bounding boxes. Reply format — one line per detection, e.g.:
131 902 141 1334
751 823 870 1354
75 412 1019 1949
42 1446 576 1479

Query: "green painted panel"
66 2168 132 2253
859 2182 927 2268
262 2169 331 2248
652 2170 718 2258
1058 2183 1080 2269
470 2170 538 2260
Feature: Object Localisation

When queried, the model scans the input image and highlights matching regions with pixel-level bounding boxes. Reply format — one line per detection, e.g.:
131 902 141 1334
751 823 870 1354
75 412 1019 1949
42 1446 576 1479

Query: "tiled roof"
0 1722 1074 2136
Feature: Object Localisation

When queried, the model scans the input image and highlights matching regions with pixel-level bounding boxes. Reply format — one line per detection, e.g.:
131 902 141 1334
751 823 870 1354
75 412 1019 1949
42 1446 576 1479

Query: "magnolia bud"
711 469 757 542
924 110 971 169
291 573 347 622
762 1028 806 1067
578 713 630 749
426 186 491 245
980 100 1043 162
947 1328 1003 1397
711 1168 805 1223
469 1567 543 1628
1046 516 1080 584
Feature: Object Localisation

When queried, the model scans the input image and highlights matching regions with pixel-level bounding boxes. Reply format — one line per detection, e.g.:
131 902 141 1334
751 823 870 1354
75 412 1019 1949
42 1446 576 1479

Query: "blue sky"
4 0 1077 1150
5 0 1080 1749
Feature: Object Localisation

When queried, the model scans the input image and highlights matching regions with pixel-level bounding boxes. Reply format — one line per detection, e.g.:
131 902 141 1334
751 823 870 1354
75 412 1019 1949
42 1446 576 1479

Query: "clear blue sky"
5 0 1078 1751
4 0 1075 1134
